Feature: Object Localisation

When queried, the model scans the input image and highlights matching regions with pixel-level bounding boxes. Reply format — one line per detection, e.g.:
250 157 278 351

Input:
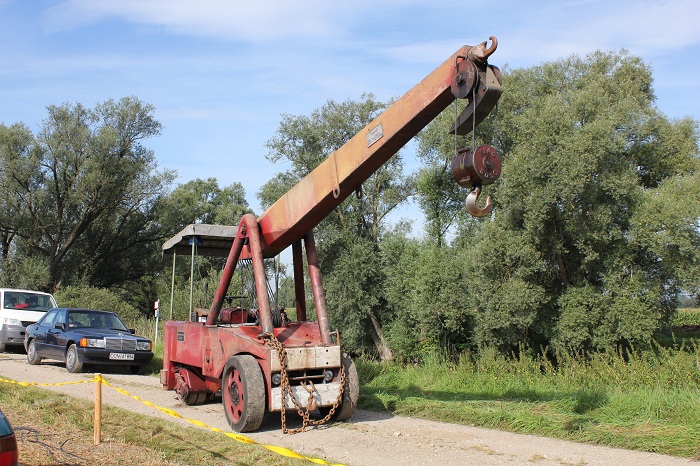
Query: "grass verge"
356 339 700 459
0 381 301 466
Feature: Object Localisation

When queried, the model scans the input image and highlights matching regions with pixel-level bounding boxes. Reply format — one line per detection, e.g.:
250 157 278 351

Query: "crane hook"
466 185 492 217
468 36 498 64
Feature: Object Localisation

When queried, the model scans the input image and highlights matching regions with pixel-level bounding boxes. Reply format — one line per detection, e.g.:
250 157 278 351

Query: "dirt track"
0 351 692 466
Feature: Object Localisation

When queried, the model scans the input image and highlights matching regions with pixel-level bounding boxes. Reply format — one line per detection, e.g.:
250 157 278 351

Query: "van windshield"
3 292 54 311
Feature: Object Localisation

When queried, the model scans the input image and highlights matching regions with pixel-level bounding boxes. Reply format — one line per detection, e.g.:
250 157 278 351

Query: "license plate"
109 352 134 360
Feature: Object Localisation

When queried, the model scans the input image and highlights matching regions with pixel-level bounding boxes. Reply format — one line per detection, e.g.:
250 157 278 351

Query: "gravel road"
0 351 692 466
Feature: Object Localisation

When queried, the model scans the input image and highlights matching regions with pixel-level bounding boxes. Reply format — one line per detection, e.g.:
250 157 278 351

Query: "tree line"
1 50 698 360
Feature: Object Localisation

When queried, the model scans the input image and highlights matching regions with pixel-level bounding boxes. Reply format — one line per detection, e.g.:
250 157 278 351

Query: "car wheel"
65 344 84 373
27 340 42 365
222 355 265 432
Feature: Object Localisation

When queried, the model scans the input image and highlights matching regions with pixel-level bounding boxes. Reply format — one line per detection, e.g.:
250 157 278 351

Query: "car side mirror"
56 322 66 331
129 328 135 334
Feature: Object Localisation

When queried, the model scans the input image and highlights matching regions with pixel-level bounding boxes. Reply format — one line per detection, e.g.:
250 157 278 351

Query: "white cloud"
499 0 700 63
42 0 350 42
593 0 700 51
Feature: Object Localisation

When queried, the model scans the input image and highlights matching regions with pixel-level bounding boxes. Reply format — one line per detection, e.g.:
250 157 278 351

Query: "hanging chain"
491 102 499 147
453 98 458 165
263 332 346 434
471 85 477 152
452 81 479 158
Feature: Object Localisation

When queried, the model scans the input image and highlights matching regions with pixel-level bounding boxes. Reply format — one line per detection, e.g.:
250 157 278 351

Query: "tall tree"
0 123 36 261
0 97 173 292
459 51 700 353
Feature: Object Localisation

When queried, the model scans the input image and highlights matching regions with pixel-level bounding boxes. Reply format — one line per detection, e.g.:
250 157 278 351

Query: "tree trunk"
368 311 393 361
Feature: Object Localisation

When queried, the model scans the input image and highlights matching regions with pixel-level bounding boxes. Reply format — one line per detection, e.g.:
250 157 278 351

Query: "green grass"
356 342 700 458
0 379 306 465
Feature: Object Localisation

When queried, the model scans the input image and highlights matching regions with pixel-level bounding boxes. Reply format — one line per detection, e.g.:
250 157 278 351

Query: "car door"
31 309 57 355
45 309 67 359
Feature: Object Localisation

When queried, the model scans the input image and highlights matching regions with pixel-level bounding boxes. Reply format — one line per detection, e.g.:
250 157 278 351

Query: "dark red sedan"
0 408 18 466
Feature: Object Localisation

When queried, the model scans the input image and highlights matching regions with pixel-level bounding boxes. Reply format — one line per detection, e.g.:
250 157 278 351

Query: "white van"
0 288 57 352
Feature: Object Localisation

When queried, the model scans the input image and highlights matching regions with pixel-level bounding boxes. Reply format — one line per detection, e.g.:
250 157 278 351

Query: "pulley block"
450 145 502 217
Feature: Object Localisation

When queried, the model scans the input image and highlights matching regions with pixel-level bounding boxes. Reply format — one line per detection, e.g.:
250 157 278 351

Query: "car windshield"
3 291 54 311
67 310 129 331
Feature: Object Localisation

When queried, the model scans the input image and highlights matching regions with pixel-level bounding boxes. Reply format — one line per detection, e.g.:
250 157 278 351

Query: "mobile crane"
161 37 504 433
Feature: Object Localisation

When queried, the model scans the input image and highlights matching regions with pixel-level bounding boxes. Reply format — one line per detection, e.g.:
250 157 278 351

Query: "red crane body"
161 38 503 433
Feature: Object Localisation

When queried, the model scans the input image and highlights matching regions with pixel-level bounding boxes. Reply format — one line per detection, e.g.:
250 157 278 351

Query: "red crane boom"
258 39 502 257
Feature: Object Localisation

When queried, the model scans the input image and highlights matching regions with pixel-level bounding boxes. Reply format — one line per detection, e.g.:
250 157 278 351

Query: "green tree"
0 123 36 262
458 51 700 354
382 229 475 361
0 97 174 293
157 178 251 231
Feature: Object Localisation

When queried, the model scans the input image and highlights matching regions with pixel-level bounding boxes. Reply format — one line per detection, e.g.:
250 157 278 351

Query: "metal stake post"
94 373 102 445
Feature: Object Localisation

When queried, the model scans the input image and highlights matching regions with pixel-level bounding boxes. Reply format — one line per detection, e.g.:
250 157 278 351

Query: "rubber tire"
321 353 359 421
130 364 146 375
183 391 207 406
222 355 265 432
65 344 84 373
27 340 42 365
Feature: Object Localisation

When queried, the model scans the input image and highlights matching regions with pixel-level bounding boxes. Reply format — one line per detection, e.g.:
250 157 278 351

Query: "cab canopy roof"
162 224 237 258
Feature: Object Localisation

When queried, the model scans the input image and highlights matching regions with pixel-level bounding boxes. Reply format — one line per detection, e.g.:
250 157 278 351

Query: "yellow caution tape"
99 375 345 465
1 373 344 465
0 376 93 387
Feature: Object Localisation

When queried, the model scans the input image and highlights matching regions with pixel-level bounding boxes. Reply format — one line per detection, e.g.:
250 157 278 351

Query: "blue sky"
1 0 699 225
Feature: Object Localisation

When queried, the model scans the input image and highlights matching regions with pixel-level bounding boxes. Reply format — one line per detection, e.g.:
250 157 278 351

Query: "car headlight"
79 338 106 348
136 341 152 351
2 318 22 327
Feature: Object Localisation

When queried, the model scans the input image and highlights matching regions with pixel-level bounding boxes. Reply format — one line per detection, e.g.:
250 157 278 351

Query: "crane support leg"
207 214 273 334
304 231 332 345
292 239 307 322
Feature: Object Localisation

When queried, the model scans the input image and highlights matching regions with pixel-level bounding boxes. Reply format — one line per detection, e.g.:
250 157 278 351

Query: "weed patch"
356 342 700 458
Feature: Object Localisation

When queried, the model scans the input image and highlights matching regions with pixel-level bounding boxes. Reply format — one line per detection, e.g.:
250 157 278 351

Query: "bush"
0 255 51 291
54 285 144 326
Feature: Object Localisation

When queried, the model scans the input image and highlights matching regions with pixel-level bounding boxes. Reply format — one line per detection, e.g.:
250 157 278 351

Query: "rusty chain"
263 332 346 434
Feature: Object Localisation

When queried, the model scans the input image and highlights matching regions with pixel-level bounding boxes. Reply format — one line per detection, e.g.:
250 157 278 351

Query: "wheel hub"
230 380 241 405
